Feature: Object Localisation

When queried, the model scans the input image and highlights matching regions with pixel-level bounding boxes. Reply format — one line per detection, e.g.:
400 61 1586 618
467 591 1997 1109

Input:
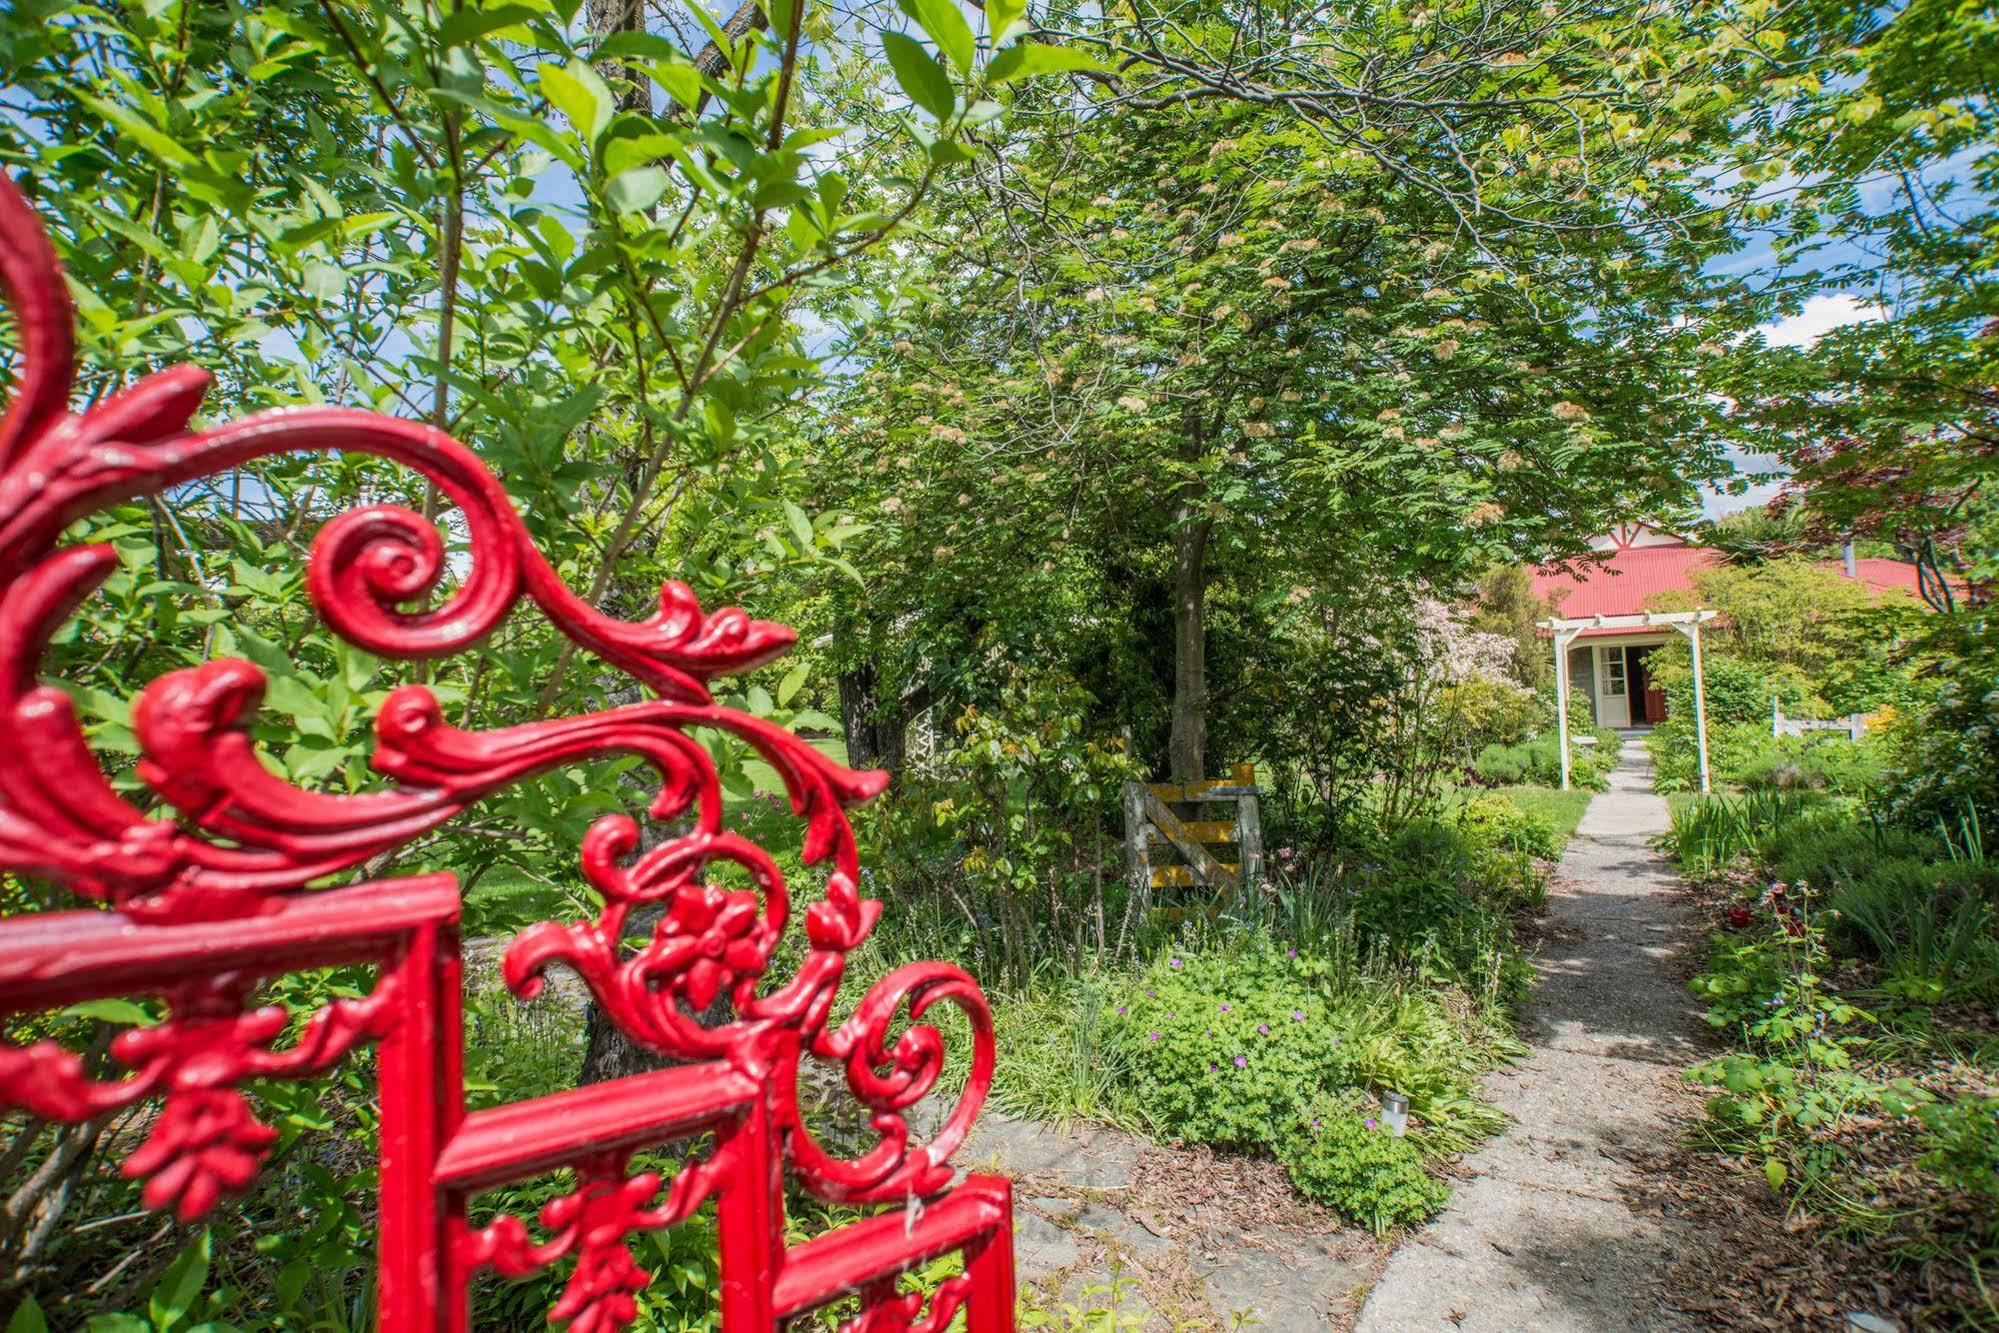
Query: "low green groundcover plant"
1102 938 1487 1231
1279 1101 1451 1235
1109 945 1351 1147
1918 1096 1999 1215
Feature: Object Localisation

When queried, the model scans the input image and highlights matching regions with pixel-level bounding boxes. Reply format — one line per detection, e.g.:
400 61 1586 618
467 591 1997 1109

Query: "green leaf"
607 166 670 215
778 661 809 706
602 133 681 178
74 91 197 168
150 1231 212 1332
985 0 1028 43
262 673 332 722
441 3 542 47
7 1294 48 1333
790 709 842 732
881 32 955 121
897 0 974 75
653 60 703 110
1762 1157 1788 1191
61 997 155 1027
685 2 743 66
539 58 615 146
783 500 814 551
987 42 1110 84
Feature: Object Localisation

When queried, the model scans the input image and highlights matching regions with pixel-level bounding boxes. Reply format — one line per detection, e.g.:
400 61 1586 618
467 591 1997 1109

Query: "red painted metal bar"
379 908 460 1330
0 876 461 1010
0 171 1014 1331
774 1175 1015 1320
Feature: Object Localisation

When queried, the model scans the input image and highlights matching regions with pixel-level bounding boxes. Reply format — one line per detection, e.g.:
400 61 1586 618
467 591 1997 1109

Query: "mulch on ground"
1658 865 1999 1329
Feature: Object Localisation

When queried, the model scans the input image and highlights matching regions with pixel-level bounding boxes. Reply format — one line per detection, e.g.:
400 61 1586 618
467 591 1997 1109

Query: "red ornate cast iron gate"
0 176 1013 1331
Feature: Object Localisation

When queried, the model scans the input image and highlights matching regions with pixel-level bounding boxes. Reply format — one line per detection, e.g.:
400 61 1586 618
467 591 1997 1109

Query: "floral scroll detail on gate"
0 174 1010 1331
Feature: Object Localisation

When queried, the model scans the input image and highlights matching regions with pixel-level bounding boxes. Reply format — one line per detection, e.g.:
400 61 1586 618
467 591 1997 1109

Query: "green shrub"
1278 1101 1450 1234
1471 740 1531 785
1687 908 1887 1194
1649 718 1763 793
1437 678 1542 753
1473 729 1618 791
1918 1096 1999 1211
1451 792 1563 859
1732 733 1887 795
1661 789 1819 879
1828 860 1999 1002
1366 821 1537 968
1759 804 1926 889
1104 932 1519 1156
1319 980 1515 1149
1107 946 1351 1147
1650 641 1826 727
1882 665 1999 831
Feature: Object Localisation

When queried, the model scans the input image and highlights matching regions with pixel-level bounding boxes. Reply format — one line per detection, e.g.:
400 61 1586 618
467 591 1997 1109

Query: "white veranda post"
1551 623 1584 791
1538 610 1717 793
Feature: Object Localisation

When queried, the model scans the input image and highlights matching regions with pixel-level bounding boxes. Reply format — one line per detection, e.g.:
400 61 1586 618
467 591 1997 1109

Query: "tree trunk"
1168 507 1211 781
579 997 671 1084
840 661 887 770
840 662 930 775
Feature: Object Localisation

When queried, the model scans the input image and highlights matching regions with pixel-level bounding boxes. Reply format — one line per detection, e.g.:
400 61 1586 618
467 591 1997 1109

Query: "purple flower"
1287 949 1297 958
1205 1029 1213 1037
1219 1003 1231 1013
1148 1031 1161 1042
1209 1063 1219 1072
1165 1011 1174 1019
1365 1117 1379 1130
1146 989 1156 998
1292 1010 1305 1022
1169 957 1184 969
1311 1118 1321 1127
1116 1006 1126 1015
1233 1055 1247 1068
1257 1024 1269 1034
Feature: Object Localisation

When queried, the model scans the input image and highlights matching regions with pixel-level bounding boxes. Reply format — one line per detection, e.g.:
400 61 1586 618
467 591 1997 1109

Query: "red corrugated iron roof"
1531 545 1717 621
1532 545 1936 636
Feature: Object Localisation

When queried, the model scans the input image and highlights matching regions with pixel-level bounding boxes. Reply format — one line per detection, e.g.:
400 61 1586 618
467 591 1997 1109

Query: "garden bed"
1664 792 1999 1327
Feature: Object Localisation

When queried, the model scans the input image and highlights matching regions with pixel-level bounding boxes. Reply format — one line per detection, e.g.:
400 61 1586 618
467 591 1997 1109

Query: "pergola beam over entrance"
1538 610 1717 793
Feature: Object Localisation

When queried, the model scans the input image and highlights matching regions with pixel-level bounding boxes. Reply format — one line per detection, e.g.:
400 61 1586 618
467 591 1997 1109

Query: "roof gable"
1587 521 1694 552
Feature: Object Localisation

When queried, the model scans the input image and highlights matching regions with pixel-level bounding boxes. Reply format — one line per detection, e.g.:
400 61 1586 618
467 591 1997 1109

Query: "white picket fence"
1772 697 1867 741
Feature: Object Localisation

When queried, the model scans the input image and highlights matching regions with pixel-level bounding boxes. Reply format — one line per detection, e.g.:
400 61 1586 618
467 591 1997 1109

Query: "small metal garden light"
1379 1090 1411 1138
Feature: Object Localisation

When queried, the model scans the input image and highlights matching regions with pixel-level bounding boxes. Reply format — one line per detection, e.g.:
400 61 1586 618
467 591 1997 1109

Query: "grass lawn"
1496 785 1594 845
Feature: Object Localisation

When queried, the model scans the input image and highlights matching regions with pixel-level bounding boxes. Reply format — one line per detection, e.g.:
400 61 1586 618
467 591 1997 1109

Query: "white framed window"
1603 646 1627 696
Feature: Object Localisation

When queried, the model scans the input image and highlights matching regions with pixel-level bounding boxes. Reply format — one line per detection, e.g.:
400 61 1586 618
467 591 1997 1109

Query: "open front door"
1631 647 1668 724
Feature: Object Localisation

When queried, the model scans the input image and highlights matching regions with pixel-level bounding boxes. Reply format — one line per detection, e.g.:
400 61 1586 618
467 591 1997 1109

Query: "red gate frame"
0 175 1014 1331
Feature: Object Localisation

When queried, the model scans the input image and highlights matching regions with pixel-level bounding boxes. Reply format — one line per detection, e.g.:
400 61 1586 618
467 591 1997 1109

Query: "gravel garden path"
1354 741 1722 1331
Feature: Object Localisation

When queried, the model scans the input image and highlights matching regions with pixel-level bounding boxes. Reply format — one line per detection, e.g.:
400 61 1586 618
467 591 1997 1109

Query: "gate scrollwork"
0 174 1014 1332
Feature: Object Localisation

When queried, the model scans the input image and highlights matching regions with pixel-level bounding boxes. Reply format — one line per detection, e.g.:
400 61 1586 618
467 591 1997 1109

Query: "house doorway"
1629 646 1667 725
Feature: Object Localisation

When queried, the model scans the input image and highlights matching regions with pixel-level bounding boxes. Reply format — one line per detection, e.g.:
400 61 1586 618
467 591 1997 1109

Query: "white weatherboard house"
1531 524 1709 731
1530 523 1935 791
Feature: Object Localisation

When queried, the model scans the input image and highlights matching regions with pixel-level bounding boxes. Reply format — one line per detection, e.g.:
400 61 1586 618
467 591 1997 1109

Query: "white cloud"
1760 292 1886 349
